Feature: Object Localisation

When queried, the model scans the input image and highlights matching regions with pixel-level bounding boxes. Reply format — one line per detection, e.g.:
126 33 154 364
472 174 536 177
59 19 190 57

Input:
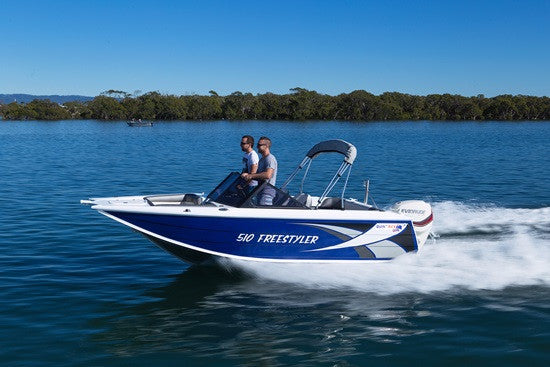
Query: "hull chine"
142 233 213 265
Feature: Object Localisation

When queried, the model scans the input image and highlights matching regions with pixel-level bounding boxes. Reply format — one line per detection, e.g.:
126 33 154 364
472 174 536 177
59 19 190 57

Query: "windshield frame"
205 172 307 209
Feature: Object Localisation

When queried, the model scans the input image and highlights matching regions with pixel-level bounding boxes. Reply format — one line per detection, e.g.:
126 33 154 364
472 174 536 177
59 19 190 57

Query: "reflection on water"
88 264 549 365
91 266 438 365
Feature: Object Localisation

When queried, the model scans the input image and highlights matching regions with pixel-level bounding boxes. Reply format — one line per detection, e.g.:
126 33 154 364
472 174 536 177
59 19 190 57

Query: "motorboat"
127 120 153 127
81 140 433 264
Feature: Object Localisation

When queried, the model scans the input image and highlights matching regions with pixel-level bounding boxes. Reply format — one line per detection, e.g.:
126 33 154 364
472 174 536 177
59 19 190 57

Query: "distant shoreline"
1 89 549 121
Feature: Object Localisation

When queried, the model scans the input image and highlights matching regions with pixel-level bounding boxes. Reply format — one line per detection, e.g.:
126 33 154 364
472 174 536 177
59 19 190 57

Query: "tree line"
1 88 549 121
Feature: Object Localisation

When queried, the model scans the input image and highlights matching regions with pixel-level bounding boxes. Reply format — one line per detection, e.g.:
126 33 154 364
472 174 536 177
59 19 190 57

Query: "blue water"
1 120 549 366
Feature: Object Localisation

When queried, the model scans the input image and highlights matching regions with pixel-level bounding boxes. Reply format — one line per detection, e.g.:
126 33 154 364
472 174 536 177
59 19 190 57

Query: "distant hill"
0 94 94 104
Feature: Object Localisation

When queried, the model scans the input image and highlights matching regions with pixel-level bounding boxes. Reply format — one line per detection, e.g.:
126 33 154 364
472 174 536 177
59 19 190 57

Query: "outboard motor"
391 200 433 250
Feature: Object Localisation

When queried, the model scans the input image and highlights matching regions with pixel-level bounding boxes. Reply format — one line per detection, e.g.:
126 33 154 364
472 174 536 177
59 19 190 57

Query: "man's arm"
243 168 273 181
241 163 257 175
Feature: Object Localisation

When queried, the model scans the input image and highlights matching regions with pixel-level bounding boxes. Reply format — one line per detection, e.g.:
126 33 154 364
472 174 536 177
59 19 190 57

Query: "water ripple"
1 120 549 365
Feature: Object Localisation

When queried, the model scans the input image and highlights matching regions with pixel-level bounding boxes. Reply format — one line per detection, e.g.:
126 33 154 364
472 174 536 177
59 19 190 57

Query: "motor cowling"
391 200 433 227
391 200 433 250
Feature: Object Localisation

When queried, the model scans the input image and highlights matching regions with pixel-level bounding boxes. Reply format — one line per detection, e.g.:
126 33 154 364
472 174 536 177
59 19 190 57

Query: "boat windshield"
205 172 249 207
205 172 307 209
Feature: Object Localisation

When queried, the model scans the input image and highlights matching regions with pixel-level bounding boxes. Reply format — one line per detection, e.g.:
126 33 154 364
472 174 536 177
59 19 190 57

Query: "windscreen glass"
206 172 255 207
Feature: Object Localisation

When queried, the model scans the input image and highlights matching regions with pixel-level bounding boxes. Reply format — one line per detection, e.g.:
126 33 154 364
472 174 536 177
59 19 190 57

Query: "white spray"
222 201 550 294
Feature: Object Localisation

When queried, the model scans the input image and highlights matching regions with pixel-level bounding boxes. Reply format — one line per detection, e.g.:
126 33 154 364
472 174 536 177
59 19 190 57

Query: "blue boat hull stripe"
101 210 414 263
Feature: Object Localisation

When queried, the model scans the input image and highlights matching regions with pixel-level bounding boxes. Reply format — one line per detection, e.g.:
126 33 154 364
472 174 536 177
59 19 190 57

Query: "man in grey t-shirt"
241 136 277 205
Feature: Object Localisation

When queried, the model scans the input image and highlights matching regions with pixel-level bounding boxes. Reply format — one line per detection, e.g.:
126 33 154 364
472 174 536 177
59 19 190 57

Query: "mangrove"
1 89 549 121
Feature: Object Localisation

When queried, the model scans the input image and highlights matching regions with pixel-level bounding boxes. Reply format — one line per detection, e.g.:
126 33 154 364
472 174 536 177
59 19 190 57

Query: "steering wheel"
236 186 248 198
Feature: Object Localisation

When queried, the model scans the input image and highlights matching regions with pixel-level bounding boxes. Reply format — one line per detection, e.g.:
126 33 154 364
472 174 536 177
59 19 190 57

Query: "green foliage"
63 101 91 119
0 102 35 120
101 89 131 99
88 96 127 120
2 90 550 121
0 99 71 120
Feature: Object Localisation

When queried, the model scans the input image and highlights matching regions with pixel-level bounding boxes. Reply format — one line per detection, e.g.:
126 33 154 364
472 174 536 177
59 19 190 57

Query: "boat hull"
101 210 421 264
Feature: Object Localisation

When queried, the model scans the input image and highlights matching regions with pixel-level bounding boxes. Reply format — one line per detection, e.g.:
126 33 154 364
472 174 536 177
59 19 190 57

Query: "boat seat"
318 197 343 209
294 193 313 207
145 193 203 206
318 197 377 210
180 194 203 205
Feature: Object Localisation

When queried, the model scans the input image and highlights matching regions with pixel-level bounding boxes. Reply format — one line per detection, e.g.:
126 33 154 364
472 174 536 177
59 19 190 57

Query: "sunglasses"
257 143 267 147
240 142 250 145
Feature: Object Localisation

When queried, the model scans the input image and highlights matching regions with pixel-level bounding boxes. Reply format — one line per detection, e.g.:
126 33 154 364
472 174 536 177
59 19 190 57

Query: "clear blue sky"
2 0 549 97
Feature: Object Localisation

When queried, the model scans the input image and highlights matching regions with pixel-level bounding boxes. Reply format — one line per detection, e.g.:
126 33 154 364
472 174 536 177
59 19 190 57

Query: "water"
1 120 549 366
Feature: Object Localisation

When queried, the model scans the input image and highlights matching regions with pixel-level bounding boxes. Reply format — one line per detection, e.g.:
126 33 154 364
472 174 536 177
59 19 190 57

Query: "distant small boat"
127 120 153 127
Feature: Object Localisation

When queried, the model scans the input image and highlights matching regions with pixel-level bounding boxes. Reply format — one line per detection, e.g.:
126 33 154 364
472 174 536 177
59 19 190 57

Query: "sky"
1 0 549 97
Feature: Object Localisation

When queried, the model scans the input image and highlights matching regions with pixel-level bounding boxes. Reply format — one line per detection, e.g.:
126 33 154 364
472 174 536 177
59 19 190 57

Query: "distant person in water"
241 136 277 205
240 135 259 188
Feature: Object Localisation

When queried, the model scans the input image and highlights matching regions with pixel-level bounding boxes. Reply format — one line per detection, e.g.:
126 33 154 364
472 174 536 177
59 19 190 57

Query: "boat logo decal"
375 223 404 232
299 222 408 252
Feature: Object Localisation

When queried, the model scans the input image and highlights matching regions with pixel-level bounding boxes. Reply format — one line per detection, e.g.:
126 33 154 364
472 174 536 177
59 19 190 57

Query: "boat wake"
432 201 550 236
222 201 550 294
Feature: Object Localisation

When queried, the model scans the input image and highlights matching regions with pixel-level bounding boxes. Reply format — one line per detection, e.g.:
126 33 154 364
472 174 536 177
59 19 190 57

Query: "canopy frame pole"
316 161 349 208
299 159 312 194
363 180 370 204
280 157 310 191
340 165 352 209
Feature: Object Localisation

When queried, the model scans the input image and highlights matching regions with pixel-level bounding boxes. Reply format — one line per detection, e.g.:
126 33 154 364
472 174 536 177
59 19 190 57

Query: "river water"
1 120 549 366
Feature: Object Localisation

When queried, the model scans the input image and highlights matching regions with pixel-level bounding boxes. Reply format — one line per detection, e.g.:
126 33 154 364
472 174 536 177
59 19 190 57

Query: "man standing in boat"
240 135 259 189
241 136 278 205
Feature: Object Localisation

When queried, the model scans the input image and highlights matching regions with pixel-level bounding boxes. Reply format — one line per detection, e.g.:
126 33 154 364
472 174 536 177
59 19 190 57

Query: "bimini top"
306 139 357 165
